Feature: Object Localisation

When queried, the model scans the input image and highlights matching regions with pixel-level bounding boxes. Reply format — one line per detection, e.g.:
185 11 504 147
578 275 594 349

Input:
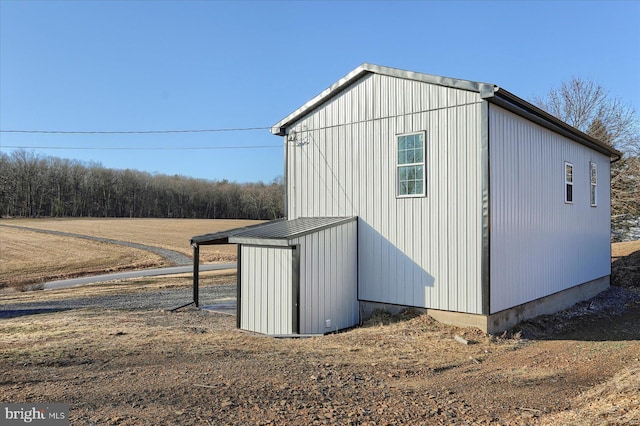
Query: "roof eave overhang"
229 237 290 246
483 88 622 161
191 217 357 247
229 216 356 244
190 219 286 246
270 65 371 136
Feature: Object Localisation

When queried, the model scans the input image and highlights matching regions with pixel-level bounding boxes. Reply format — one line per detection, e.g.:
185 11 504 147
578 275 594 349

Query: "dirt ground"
1 233 639 425
2 263 639 425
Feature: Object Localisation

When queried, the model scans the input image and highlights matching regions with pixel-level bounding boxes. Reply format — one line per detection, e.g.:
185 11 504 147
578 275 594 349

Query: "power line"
0 145 281 150
0 101 481 136
0 126 271 134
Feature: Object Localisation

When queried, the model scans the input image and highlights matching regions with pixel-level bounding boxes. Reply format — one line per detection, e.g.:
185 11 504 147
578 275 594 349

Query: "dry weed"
540 364 640 425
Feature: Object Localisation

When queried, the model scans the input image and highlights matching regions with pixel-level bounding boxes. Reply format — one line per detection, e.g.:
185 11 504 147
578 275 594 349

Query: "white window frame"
564 162 573 204
396 131 426 198
590 161 597 207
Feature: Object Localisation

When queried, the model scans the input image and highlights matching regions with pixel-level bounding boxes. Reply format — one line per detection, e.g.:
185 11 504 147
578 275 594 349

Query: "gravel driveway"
0 284 236 319
0 224 192 265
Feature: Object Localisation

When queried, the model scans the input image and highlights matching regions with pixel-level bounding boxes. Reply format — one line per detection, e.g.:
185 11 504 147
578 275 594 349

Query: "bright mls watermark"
1 404 68 425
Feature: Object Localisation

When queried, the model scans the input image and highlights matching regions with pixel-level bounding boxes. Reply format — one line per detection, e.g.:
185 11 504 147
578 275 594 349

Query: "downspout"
610 152 622 164
284 131 289 218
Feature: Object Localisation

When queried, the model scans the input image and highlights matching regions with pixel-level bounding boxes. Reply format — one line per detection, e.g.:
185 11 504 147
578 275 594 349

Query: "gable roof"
271 63 621 160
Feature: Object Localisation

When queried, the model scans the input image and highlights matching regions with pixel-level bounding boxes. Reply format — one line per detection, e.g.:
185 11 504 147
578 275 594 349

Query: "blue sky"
1 0 639 183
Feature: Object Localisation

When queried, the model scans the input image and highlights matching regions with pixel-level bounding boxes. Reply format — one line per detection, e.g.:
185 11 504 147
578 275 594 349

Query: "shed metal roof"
191 217 356 247
190 220 282 246
271 63 621 160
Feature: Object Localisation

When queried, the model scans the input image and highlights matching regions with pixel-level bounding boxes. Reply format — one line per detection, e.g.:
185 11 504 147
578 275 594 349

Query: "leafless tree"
534 77 639 155
533 77 640 224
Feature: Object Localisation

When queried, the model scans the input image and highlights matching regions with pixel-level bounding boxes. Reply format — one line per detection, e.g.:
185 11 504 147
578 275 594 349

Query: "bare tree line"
0 149 284 220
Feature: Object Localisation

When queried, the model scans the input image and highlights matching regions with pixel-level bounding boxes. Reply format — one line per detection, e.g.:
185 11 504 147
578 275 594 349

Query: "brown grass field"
0 219 639 424
0 227 166 289
0 218 263 257
0 218 261 289
612 238 640 257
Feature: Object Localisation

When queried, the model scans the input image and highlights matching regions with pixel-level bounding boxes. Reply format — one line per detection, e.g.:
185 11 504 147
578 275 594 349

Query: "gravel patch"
0 284 236 319
514 285 640 339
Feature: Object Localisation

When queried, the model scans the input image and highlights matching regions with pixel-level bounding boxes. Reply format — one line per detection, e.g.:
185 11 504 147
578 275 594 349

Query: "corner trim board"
292 245 301 334
481 101 491 315
236 244 242 329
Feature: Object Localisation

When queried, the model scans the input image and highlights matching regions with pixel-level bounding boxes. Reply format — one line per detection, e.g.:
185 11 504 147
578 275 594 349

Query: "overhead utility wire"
0 126 279 150
1 145 281 150
284 101 485 135
0 126 271 134
1 102 481 136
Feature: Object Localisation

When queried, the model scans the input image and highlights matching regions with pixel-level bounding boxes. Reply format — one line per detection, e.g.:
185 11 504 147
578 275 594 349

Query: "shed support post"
193 244 200 307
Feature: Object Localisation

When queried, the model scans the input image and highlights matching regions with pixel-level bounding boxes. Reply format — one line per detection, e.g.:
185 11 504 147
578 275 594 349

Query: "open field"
0 218 261 289
1 217 262 257
0 227 167 289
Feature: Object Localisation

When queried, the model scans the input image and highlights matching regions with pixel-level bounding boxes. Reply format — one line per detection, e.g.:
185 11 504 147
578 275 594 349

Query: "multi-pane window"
564 162 573 203
397 132 426 197
590 161 597 207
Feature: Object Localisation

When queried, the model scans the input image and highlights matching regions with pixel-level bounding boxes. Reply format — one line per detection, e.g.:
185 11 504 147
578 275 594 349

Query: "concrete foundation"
485 275 610 333
359 275 610 334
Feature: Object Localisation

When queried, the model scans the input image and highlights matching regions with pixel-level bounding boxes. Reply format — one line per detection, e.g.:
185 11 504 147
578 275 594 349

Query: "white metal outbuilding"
193 64 621 334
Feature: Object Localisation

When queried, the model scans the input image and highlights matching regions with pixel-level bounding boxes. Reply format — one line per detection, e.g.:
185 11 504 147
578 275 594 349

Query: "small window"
564 162 573 203
397 132 426 197
590 161 597 207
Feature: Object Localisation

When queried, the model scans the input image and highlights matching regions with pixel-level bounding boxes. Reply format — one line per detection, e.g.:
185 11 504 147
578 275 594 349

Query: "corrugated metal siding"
286 73 484 314
489 105 611 313
290 219 358 334
240 246 293 334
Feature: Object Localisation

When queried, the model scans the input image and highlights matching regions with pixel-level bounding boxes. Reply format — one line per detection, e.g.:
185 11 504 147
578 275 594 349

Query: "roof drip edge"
270 63 620 159
485 89 621 159
271 63 494 135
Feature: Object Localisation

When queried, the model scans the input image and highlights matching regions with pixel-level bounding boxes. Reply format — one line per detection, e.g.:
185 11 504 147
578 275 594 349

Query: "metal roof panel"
230 217 356 243
190 219 284 246
191 217 357 246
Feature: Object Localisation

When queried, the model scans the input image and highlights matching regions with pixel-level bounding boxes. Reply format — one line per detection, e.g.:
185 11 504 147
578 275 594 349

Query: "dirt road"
0 224 193 265
41 264 236 290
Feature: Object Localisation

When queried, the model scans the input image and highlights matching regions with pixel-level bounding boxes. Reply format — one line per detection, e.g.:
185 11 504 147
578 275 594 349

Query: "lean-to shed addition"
192 63 621 334
192 217 358 335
